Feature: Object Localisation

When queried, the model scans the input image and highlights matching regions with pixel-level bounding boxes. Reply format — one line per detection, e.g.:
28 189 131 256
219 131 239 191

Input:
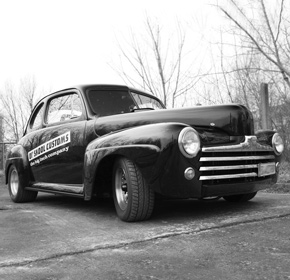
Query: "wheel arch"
90 154 119 198
5 145 31 186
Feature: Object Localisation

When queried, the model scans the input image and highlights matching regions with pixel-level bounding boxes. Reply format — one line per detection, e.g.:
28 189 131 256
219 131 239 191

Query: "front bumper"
201 178 276 197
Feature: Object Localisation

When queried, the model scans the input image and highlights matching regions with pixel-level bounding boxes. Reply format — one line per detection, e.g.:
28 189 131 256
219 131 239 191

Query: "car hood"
93 104 254 141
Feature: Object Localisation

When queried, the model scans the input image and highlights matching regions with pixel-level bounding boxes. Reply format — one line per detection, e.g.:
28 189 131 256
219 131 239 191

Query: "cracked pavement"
0 183 290 279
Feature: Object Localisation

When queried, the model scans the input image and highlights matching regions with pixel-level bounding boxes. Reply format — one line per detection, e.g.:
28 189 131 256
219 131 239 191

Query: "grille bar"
200 164 258 171
200 172 258 180
200 155 275 162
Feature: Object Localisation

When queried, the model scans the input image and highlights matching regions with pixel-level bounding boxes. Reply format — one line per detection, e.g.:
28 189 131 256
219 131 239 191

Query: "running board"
26 182 84 196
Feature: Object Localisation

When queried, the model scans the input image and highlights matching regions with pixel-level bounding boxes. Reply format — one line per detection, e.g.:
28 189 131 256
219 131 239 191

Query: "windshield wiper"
130 108 154 112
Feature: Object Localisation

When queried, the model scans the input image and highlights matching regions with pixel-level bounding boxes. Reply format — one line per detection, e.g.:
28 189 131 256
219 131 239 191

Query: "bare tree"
0 82 21 141
114 17 202 108
20 75 37 111
0 114 4 142
0 76 38 142
217 0 290 87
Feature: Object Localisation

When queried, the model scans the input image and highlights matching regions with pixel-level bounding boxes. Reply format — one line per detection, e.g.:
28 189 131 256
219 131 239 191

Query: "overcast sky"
0 0 222 95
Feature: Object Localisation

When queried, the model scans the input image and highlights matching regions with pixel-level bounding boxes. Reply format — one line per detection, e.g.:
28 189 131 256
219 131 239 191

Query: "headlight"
272 133 284 155
178 127 200 158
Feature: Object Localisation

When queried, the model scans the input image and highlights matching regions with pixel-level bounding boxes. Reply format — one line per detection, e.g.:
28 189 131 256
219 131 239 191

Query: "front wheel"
112 157 155 222
8 165 38 203
223 192 257 202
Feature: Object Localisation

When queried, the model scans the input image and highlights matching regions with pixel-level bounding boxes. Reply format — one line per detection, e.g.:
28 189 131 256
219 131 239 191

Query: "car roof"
33 84 165 112
54 84 152 95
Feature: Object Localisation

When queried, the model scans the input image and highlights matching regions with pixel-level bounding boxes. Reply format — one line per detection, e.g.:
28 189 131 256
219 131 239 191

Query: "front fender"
83 122 188 200
5 145 31 186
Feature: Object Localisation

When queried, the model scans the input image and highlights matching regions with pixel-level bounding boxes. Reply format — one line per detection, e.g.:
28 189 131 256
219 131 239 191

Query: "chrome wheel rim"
115 167 128 210
10 169 19 196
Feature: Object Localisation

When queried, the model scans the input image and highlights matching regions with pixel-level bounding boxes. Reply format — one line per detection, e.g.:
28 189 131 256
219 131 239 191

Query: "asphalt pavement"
0 182 290 280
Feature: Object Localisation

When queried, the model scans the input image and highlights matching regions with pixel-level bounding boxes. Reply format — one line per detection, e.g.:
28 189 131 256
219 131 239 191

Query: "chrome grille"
199 136 276 185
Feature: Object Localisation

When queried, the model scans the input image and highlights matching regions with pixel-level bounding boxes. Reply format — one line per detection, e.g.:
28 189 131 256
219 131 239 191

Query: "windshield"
130 92 164 110
87 90 164 117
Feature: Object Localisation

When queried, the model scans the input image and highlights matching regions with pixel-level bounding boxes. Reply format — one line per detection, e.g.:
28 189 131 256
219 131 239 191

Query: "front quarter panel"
83 122 195 200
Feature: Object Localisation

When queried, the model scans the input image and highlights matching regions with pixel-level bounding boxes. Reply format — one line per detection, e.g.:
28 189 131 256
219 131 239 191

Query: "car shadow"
34 193 265 222
152 197 264 221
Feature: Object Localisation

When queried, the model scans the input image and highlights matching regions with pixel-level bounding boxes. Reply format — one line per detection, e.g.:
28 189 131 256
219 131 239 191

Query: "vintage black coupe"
5 84 284 221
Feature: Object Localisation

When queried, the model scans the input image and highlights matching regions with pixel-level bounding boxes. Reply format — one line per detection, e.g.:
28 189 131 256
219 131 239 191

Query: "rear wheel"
112 157 155 222
223 192 257 202
8 165 38 203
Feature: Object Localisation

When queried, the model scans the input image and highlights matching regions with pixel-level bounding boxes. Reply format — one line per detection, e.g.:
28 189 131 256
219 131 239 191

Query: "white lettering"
28 132 71 162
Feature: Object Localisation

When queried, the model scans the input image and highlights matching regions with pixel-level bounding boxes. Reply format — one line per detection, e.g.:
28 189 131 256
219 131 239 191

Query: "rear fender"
5 145 31 187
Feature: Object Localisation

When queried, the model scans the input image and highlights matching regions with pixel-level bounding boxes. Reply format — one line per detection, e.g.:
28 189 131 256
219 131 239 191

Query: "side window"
46 93 83 124
28 103 44 132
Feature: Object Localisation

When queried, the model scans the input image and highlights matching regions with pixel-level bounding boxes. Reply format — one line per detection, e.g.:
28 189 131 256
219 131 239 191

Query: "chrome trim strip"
200 172 257 180
200 155 275 161
202 136 273 152
199 164 259 171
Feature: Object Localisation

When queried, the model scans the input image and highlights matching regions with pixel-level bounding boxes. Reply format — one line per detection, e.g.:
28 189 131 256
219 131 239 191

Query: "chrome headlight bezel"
178 127 201 158
272 133 284 155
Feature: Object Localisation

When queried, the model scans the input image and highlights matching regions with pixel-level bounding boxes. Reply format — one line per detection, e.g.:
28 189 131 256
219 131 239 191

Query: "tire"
223 192 257 202
8 165 38 203
112 157 155 222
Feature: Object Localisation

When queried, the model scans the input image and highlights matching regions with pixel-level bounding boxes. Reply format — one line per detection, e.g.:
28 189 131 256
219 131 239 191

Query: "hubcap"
115 168 128 210
10 169 19 196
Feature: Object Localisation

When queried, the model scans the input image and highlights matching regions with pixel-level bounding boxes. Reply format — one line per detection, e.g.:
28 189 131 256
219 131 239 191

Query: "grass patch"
278 161 290 183
264 161 290 194
263 184 290 194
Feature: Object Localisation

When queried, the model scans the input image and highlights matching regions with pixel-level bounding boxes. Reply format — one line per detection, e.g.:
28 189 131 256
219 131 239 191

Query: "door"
27 91 87 184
